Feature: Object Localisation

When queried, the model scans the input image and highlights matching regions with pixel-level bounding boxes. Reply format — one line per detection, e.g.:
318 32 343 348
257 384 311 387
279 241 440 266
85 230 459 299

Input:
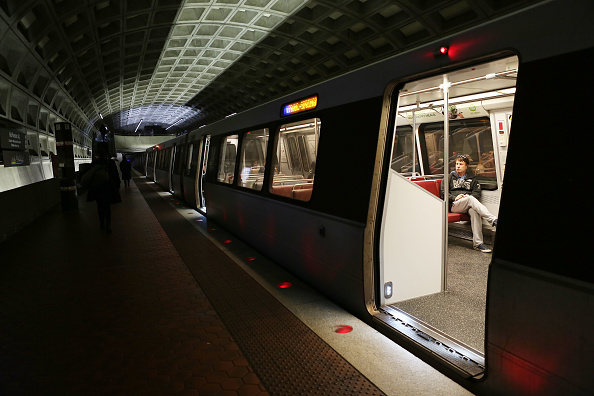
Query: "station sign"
0 129 26 151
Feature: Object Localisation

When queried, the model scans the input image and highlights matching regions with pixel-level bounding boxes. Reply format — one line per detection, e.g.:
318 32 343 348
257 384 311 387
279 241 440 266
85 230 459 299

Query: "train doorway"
169 144 177 193
377 56 517 363
196 135 210 212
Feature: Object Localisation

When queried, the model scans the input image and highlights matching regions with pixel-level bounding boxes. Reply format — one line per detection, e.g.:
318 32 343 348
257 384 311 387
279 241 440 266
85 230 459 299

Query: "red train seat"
414 179 471 222
271 185 293 197
293 188 312 201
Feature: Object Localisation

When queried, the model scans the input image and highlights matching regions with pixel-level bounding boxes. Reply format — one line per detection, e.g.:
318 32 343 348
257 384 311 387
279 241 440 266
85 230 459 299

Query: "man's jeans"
451 195 497 247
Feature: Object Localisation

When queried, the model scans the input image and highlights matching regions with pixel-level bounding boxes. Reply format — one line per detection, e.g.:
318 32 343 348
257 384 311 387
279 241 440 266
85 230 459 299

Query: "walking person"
120 155 132 187
84 151 121 233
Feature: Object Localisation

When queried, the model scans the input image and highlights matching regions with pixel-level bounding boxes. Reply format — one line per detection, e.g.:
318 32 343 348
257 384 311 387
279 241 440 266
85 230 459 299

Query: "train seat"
293 188 312 201
271 185 293 197
293 183 313 190
414 179 471 222
415 180 440 197
448 212 470 222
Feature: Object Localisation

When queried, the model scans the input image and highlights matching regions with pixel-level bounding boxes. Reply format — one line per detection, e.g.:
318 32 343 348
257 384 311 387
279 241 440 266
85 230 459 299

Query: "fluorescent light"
134 119 143 133
166 118 183 130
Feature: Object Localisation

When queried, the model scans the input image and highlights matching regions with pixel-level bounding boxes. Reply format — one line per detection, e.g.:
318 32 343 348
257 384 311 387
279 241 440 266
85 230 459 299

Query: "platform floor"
0 173 473 395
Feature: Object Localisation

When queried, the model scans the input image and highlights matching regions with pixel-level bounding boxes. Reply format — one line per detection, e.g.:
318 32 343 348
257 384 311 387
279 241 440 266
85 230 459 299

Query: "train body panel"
141 1 594 394
180 174 197 209
486 263 594 395
206 183 368 316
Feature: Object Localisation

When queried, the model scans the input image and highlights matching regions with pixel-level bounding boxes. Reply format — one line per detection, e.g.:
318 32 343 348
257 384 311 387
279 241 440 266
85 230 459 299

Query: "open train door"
196 135 210 212
375 55 517 376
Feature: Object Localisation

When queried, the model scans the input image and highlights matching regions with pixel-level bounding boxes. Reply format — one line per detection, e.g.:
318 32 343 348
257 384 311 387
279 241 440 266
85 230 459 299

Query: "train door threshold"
375 306 485 379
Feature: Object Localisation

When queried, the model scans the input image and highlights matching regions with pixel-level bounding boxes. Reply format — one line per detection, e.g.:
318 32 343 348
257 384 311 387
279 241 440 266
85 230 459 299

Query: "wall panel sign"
2 150 30 167
0 129 26 151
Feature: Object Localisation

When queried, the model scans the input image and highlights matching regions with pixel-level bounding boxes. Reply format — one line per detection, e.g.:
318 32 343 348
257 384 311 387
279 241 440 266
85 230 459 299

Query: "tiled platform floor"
0 175 386 395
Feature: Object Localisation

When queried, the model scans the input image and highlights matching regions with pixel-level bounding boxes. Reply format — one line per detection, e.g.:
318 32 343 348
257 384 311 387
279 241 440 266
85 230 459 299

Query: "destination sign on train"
282 95 318 116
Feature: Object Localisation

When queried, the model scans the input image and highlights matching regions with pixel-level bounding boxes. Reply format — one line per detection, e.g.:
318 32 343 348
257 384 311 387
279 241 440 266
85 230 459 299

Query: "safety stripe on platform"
136 178 386 395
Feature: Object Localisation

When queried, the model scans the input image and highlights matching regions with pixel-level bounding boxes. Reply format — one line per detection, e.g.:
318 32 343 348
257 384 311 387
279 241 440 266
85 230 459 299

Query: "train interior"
378 55 517 364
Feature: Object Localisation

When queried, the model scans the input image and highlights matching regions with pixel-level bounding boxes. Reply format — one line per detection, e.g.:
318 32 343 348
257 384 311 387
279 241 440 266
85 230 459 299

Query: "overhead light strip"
166 118 184 130
134 119 143 133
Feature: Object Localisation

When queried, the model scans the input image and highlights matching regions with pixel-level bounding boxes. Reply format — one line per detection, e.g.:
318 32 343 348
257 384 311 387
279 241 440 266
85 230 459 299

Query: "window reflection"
271 118 320 201
237 129 269 190
217 134 238 184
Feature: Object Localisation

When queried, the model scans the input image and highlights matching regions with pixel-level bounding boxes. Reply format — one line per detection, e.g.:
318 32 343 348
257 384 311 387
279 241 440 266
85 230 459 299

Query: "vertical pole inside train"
441 76 450 291
411 112 417 177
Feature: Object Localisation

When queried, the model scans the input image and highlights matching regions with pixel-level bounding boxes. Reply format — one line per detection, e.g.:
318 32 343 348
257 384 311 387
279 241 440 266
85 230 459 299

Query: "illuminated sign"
0 129 26 150
2 150 30 167
281 95 318 116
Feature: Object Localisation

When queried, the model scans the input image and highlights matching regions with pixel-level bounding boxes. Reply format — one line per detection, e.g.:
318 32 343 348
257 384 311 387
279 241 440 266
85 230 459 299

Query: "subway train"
139 1 594 394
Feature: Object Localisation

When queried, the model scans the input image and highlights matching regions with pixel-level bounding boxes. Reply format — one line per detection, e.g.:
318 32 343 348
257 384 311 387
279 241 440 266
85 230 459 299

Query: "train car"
143 1 594 394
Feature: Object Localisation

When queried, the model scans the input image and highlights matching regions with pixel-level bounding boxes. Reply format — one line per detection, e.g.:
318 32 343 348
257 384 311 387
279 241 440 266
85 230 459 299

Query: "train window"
236 128 268 190
159 150 165 170
271 118 320 201
217 134 238 184
390 126 417 175
174 145 183 174
185 143 194 176
422 118 497 188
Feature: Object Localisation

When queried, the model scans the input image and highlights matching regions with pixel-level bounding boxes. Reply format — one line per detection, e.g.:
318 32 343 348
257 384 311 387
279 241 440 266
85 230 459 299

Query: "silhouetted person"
86 151 121 233
120 155 132 187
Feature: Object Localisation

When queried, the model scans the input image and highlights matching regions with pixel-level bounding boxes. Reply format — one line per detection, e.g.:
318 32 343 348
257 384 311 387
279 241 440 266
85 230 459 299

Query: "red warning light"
223 239 232 244
334 325 353 334
277 282 292 289
155 144 161 150
246 257 256 261
433 45 449 58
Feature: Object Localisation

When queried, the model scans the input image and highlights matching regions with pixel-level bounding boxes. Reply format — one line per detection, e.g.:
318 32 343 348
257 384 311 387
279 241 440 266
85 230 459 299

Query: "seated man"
441 155 498 252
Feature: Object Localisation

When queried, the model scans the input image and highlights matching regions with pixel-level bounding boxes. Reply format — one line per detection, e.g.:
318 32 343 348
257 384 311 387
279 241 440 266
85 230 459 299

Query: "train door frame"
176 141 186 199
168 144 176 193
365 53 518 377
196 135 210 212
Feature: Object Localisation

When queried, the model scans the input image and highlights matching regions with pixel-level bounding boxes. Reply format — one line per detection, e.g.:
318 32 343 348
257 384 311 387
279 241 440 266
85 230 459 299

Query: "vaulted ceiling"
0 0 545 142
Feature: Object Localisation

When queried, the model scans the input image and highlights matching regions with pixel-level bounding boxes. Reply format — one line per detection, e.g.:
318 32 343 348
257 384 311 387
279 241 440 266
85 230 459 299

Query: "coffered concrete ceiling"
0 0 545 143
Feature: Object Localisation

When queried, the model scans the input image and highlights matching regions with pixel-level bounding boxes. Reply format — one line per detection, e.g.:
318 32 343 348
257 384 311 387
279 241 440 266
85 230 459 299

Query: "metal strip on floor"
135 177 386 396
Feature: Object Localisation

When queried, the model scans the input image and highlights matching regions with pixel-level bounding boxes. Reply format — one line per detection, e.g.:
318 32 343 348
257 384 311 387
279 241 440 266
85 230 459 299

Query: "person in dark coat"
120 155 132 187
86 151 121 233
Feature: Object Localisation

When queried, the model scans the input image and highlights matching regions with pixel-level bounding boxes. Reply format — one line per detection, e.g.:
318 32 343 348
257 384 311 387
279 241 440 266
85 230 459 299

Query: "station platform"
0 172 473 395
